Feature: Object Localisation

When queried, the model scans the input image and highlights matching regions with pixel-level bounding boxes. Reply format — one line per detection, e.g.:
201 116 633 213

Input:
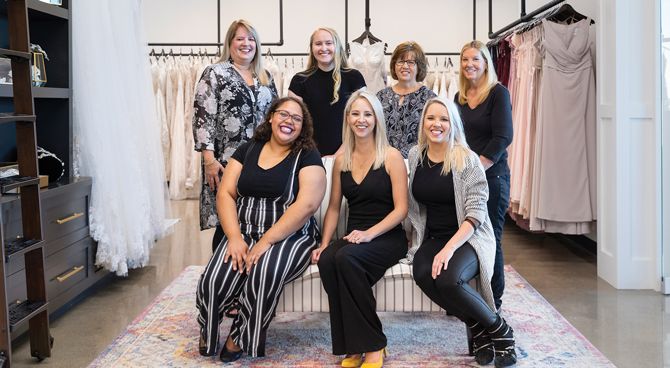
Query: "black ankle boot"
487 317 517 367
468 320 494 365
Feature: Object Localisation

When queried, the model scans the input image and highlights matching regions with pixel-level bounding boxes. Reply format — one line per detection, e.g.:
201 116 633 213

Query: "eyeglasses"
395 59 417 67
274 109 303 124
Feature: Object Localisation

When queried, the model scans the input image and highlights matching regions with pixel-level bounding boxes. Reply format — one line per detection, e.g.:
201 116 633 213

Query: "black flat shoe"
199 330 219 357
219 344 243 363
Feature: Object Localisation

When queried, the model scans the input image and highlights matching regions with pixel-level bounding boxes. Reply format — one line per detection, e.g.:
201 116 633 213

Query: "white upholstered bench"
276 157 444 313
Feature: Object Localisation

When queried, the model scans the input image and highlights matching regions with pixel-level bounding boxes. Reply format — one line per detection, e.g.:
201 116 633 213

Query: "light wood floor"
9 199 670 368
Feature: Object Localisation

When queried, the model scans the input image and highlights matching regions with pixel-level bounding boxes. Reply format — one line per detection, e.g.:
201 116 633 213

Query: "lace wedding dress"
72 0 173 275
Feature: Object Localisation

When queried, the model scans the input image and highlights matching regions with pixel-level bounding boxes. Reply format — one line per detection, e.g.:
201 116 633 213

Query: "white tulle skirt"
72 0 173 275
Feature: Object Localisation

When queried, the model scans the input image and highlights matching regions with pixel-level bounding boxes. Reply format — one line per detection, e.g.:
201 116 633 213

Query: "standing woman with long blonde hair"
312 90 408 368
454 40 513 311
289 27 366 156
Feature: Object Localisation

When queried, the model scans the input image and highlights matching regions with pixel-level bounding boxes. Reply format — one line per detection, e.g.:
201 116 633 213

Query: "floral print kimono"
193 61 277 229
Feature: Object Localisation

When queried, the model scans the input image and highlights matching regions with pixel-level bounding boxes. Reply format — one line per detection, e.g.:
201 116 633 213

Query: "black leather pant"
413 238 497 327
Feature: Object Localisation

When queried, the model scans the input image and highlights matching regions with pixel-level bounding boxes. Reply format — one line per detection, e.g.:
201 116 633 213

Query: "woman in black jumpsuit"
312 90 408 368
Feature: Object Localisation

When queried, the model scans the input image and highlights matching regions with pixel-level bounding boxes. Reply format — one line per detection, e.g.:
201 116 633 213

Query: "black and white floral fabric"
376 85 436 158
193 60 277 229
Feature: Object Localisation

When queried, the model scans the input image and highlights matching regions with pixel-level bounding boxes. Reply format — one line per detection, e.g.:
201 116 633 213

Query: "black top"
231 141 323 198
454 83 513 176
412 158 459 239
341 165 400 233
289 68 366 155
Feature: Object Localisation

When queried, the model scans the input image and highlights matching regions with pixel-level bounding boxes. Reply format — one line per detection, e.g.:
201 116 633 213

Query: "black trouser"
317 228 407 355
413 239 497 327
486 172 510 310
212 225 224 253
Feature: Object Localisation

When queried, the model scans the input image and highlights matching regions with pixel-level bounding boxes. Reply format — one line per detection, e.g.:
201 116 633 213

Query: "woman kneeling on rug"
312 90 408 368
196 96 326 362
407 97 517 367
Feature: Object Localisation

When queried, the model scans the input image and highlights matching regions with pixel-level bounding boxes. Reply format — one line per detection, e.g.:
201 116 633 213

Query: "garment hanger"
349 0 388 52
545 3 594 25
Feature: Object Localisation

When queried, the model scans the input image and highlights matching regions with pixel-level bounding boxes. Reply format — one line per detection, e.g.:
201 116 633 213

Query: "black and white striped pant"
196 228 316 357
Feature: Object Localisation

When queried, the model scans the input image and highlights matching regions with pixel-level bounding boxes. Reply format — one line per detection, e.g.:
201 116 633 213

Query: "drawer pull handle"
56 212 84 225
56 265 84 282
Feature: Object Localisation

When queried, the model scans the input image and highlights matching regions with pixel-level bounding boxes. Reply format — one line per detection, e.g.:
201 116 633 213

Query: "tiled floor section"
9 200 670 367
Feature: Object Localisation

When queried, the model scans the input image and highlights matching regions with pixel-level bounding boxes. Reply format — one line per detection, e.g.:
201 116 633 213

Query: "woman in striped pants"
196 96 326 362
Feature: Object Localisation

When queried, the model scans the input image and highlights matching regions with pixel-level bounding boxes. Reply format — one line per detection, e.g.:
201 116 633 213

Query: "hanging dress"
348 39 386 94
530 18 596 234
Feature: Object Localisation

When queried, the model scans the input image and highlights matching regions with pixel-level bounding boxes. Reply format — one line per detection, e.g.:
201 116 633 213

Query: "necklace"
426 158 442 169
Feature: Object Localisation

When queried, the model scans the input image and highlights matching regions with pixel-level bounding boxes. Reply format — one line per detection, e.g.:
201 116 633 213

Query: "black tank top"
341 165 401 233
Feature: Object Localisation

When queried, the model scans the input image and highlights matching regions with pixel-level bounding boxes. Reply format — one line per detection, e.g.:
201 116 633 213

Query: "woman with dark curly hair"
196 96 327 363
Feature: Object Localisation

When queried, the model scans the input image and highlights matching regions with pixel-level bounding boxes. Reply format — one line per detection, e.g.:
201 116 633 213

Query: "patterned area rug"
88 266 614 367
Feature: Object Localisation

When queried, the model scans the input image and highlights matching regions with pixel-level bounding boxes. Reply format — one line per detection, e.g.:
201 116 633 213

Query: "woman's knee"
333 245 357 269
434 272 465 298
412 260 433 286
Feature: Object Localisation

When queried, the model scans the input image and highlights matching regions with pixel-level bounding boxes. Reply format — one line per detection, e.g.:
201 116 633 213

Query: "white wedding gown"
72 0 173 275
348 39 386 94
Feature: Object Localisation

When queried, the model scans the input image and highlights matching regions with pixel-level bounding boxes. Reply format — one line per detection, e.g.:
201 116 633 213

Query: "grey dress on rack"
531 18 596 234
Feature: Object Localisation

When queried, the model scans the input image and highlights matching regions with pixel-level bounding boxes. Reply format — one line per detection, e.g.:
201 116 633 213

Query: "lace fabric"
348 40 386 94
72 0 173 275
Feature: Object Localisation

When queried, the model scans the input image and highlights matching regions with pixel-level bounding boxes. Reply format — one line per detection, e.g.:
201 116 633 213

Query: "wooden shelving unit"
0 1 54 366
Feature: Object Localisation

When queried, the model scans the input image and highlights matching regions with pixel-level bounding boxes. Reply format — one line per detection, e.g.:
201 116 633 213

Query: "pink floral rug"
88 266 614 367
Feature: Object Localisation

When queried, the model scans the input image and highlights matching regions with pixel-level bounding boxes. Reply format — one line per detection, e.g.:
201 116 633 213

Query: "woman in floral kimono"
193 19 278 250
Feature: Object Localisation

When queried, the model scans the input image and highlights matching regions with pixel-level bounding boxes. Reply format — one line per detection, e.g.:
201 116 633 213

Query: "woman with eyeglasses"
312 90 408 368
289 27 366 156
196 96 327 363
376 41 436 158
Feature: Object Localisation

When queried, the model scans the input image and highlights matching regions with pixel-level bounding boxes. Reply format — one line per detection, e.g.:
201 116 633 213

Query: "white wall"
597 0 662 290
142 0 598 55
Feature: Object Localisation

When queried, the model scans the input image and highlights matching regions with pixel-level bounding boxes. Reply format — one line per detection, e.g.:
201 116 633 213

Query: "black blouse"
231 141 323 198
289 68 366 155
455 83 513 177
412 159 459 239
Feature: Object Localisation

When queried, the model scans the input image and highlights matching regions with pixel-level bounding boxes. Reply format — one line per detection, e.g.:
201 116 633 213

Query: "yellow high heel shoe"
341 354 363 368
360 348 387 368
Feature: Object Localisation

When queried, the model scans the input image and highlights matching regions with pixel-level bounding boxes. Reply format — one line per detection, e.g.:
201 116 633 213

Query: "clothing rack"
488 0 592 39
147 0 472 58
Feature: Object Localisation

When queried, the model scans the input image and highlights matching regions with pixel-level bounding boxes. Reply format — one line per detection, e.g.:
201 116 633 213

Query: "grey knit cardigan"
404 145 497 311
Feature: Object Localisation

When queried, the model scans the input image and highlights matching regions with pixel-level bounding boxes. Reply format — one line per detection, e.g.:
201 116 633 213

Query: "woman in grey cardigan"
407 97 516 367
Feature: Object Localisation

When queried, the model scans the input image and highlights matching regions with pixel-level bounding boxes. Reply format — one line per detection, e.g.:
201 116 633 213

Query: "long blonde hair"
218 19 270 86
457 40 498 106
417 97 471 174
340 90 389 172
302 27 350 105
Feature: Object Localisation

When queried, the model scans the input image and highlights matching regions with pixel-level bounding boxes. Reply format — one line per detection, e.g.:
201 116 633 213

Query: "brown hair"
389 41 428 82
252 97 316 153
